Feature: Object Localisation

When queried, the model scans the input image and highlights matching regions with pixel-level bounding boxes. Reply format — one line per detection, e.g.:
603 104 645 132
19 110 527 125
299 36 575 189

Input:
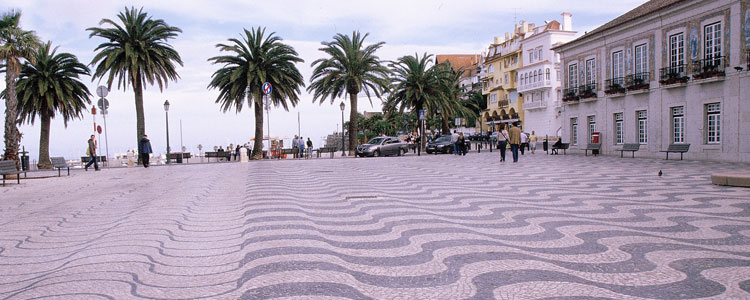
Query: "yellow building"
480 22 537 132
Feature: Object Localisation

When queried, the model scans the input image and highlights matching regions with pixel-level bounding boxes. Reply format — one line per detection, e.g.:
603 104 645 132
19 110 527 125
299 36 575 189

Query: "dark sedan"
426 136 455 154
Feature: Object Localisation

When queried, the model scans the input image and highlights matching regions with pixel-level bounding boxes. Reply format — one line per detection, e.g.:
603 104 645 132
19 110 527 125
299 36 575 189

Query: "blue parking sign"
418 109 426 120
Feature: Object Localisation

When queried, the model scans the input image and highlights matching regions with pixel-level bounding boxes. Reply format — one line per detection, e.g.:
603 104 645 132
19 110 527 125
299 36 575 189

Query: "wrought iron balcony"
625 72 650 91
659 64 689 85
577 83 597 99
605 77 626 95
498 99 509 108
562 87 579 102
692 56 725 80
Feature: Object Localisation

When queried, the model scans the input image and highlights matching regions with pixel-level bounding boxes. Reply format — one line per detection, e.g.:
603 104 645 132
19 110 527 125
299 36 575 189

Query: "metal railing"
659 64 688 84
562 87 578 102
605 77 625 94
692 56 726 79
577 83 597 99
498 99 509 107
625 72 650 90
523 100 547 110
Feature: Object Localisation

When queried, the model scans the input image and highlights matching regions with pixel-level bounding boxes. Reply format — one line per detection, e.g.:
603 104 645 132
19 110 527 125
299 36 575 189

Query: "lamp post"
340 102 346 157
164 100 170 165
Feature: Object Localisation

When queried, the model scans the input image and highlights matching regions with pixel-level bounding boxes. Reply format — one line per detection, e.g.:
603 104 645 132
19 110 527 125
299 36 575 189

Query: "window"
538 49 543 60
634 44 648 74
614 113 623 145
568 64 578 88
672 106 685 144
669 33 685 67
612 51 624 79
545 68 550 81
505 74 509 84
704 22 722 59
490 93 498 104
533 71 538 82
706 103 721 144
528 50 534 63
489 65 494 73
588 115 597 143
571 118 578 145
585 58 596 85
637 110 648 144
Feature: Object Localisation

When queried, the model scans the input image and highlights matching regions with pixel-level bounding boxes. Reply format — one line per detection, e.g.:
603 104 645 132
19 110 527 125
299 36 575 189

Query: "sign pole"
262 82 273 159
103 110 109 167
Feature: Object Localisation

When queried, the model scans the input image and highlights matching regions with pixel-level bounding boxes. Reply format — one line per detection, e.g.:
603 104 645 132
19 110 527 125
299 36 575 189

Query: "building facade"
518 14 577 138
555 0 750 162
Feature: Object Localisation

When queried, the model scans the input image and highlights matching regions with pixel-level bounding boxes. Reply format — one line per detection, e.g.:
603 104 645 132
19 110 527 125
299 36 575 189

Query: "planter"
659 76 689 85
605 87 627 95
626 83 649 91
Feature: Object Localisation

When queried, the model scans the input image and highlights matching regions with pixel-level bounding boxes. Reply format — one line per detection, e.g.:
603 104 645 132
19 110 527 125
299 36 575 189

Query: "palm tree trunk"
134 76 146 164
252 91 264 160
37 111 52 169
3 62 21 169
348 93 358 156
441 115 450 135
416 104 424 151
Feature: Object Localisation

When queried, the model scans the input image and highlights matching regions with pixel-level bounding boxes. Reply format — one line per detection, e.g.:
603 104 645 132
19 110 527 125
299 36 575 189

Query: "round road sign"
262 82 272 95
96 86 109 98
97 98 110 111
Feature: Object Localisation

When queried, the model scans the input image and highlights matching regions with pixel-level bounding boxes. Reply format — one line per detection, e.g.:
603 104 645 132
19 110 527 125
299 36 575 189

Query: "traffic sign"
418 109 426 120
455 118 461 126
97 98 109 111
97 125 102 134
96 86 109 98
262 82 272 95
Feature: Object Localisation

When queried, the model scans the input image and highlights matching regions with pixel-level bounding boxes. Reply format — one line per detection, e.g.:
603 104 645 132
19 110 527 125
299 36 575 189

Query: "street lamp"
164 100 170 165
340 101 346 157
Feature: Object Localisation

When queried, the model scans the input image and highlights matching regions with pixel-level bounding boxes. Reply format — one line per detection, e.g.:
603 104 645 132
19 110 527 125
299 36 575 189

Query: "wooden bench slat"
660 143 690 160
619 144 640 158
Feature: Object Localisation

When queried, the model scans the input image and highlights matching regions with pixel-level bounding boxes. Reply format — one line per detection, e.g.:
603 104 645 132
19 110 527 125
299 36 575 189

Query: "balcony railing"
562 87 579 102
578 83 597 99
523 100 547 110
605 77 626 95
498 99 509 107
692 56 726 80
625 72 650 91
659 64 689 85
519 80 552 92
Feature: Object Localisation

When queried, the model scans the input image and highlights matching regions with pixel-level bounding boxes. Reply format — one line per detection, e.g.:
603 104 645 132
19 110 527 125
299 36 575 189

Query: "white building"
518 13 577 138
554 0 750 162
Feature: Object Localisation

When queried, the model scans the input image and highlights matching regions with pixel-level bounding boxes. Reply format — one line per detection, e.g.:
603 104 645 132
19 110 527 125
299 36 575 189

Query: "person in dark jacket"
552 137 563 155
138 135 153 168
84 134 99 171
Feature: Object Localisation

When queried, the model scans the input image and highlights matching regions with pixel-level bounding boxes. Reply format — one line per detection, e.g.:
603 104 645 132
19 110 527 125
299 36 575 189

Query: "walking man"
451 130 459 155
292 135 299 159
497 124 508 162
530 131 538 154
509 123 521 163
84 134 100 171
298 136 305 159
306 138 313 158
520 130 527 155
138 135 153 168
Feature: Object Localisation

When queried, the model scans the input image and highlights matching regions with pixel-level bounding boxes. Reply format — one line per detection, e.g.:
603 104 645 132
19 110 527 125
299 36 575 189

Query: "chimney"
521 21 528 34
494 36 504 45
505 32 510 41
562 12 573 31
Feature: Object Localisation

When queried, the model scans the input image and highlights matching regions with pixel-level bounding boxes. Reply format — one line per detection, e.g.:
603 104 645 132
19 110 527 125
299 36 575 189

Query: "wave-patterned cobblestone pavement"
1 153 749 299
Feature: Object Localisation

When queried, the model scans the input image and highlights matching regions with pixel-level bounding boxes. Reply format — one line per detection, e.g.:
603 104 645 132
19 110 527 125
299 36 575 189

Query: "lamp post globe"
164 100 171 164
340 102 345 157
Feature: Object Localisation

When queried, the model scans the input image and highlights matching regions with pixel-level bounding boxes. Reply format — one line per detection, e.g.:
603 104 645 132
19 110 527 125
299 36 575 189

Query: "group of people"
450 131 469 156
291 135 313 159
494 123 539 163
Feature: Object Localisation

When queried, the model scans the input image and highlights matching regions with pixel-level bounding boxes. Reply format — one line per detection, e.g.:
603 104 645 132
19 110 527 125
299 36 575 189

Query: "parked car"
355 137 409 157
426 136 454 154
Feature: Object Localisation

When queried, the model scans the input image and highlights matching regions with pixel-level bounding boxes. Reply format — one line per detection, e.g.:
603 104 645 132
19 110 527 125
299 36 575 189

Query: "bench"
551 143 569 155
278 148 296 159
316 147 337 158
660 143 690 160
584 143 601 156
168 152 192 163
0 160 23 186
618 143 640 158
50 157 70 177
205 151 230 162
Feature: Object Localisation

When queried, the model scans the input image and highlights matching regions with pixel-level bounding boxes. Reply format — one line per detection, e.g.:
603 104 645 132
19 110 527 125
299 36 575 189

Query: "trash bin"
543 141 549 152
176 153 183 164
20 155 29 171
592 132 600 144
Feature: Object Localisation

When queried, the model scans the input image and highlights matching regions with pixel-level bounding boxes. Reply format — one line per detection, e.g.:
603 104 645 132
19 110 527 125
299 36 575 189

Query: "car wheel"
443 148 449 154
398 149 403 156
374 150 380 157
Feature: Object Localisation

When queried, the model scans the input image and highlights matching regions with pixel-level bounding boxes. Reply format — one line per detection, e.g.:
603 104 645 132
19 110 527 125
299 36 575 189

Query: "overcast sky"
1 0 647 160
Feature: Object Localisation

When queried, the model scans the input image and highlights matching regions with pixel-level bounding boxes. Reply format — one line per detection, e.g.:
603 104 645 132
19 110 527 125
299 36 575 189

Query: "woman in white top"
497 124 509 162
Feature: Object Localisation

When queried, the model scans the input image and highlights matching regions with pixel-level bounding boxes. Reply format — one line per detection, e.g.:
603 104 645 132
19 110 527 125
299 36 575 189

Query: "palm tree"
308 31 390 155
16 42 91 169
87 7 182 151
388 53 448 147
208 27 304 159
1 10 40 167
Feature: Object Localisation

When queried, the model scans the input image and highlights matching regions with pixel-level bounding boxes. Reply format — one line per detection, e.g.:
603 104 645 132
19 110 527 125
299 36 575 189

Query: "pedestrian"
235 145 240 160
292 135 299 159
298 136 305 159
509 123 521 162
497 124 508 162
138 134 153 168
217 146 225 161
451 130 459 155
530 131 538 154
457 132 468 156
552 137 563 155
84 134 100 171
306 138 313 158
520 131 528 155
